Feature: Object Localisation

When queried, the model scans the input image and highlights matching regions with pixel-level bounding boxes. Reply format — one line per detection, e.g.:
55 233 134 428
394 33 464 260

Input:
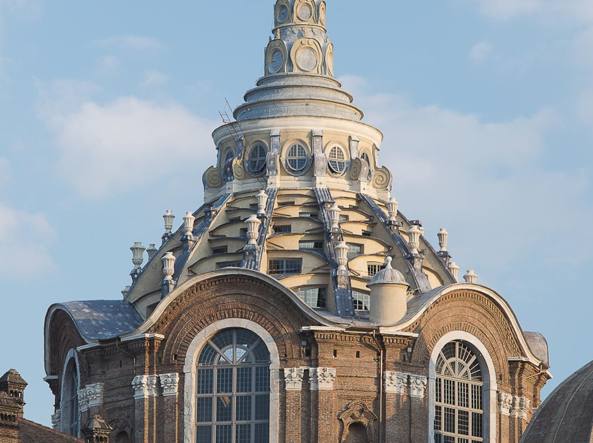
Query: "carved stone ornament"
338 401 378 443
384 371 408 395
372 166 392 191
349 158 363 181
232 158 246 180
409 374 428 399
313 131 327 178
511 395 531 419
203 166 223 189
159 373 179 397
267 130 281 177
498 392 513 416
291 38 322 74
82 414 113 441
309 367 336 391
284 367 306 391
132 375 159 400
78 388 89 413
85 383 104 408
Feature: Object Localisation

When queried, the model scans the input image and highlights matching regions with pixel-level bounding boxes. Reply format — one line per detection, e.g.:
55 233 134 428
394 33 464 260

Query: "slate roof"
58 300 143 342
522 360 593 443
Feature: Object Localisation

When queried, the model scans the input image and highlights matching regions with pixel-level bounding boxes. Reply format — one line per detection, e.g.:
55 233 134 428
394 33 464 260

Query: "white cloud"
95 35 164 51
141 70 168 88
40 89 216 198
343 75 593 275
0 158 55 277
469 41 494 64
0 203 55 277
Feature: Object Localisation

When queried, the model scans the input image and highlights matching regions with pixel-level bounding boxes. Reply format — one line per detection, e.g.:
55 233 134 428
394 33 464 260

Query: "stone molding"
384 371 407 395
511 395 531 419
498 392 513 416
159 373 180 397
409 375 428 399
498 392 530 418
51 409 61 430
384 372 428 398
284 368 306 391
132 375 159 400
309 367 336 391
77 383 104 413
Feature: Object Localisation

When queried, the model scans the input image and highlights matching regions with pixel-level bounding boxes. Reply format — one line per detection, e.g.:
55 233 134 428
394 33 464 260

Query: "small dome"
368 257 408 287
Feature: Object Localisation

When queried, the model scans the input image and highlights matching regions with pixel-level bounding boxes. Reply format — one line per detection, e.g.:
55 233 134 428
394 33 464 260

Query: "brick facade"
43 274 549 442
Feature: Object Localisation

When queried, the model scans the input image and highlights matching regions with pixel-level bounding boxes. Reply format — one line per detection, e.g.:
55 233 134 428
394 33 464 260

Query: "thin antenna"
218 98 245 146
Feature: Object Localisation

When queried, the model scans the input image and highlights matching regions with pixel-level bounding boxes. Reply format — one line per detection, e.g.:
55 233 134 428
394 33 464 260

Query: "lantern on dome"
130 242 146 280
335 241 349 271
386 197 399 225
328 202 341 232
448 261 460 281
245 215 261 246
162 210 175 241
438 228 449 253
407 225 422 255
183 212 195 241
257 190 268 217
464 269 479 284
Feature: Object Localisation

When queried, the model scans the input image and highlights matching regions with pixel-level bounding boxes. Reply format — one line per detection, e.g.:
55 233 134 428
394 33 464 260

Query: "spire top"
265 1 334 78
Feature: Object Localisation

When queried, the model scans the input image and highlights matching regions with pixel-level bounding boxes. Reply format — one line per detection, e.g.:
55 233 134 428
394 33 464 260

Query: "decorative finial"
257 190 268 217
245 215 262 246
387 197 399 225
448 261 460 281
161 252 176 297
130 242 146 280
121 286 131 298
328 202 341 232
335 241 349 271
147 244 158 259
162 210 175 243
384 256 393 269
407 225 422 255
182 212 195 241
438 228 448 253
464 269 479 284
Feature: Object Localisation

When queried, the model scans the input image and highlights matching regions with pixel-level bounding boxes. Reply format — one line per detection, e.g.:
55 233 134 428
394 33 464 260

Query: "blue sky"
1 0 592 425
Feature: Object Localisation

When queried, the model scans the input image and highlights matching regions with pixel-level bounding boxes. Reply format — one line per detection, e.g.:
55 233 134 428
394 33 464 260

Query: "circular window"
286 143 309 173
328 146 347 174
269 49 284 74
246 142 267 175
277 4 289 23
297 3 313 21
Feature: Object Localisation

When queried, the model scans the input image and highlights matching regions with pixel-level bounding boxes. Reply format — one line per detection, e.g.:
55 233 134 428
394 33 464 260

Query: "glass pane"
236 395 252 421
216 396 232 422
197 397 212 423
236 424 251 443
434 406 442 431
216 425 232 443
255 394 270 420
217 368 232 393
200 345 218 365
197 426 212 443
198 369 213 394
458 410 469 435
458 382 469 408
444 408 455 433
255 367 269 392
237 367 252 393
444 380 455 405
255 423 269 443
472 412 483 437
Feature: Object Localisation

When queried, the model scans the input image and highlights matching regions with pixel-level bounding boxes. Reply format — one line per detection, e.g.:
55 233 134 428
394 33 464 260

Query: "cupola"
367 257 410 325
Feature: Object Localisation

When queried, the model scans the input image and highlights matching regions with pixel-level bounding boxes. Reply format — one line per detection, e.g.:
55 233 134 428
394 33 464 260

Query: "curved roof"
522 360 593 443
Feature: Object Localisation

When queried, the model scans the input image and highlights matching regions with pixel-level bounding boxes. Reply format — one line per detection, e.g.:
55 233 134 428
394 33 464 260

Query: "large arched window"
434 341 484 443
196 328 271 443
61 356 80 437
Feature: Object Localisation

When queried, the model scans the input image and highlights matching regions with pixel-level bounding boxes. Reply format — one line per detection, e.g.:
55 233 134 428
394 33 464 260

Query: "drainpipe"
372 330 385 442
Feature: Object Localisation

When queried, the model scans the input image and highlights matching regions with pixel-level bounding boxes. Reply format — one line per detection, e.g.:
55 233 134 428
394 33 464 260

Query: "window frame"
327 145 348 175
245 142 268 176
285 142 310 174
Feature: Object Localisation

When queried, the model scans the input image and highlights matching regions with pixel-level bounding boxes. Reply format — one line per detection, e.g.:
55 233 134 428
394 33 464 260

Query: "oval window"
328 146 347 174
247 142 267 174
286 143 309 173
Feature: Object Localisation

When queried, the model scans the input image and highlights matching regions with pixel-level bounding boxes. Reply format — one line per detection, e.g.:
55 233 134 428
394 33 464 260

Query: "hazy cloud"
141 70 169 88
469 41 494 64
343 75 592 278
39 84 216 198
95 35 164 51
467 0 593 22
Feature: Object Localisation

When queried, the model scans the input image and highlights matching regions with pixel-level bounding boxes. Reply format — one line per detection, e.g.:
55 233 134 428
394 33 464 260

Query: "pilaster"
284 368 305 443
309 367 337 442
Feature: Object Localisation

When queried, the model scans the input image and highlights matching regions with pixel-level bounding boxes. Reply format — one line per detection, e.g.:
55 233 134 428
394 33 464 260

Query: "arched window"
434 341 484 443
328 145 347 175
61 357 80 437
196 328 271 443
247 142 268 175
286 143 309 173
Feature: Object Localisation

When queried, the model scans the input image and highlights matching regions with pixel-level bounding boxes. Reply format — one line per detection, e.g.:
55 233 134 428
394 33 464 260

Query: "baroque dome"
122 0 460 321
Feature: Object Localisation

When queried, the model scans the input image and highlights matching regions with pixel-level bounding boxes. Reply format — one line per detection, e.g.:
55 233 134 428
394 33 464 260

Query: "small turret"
367 257 409 325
